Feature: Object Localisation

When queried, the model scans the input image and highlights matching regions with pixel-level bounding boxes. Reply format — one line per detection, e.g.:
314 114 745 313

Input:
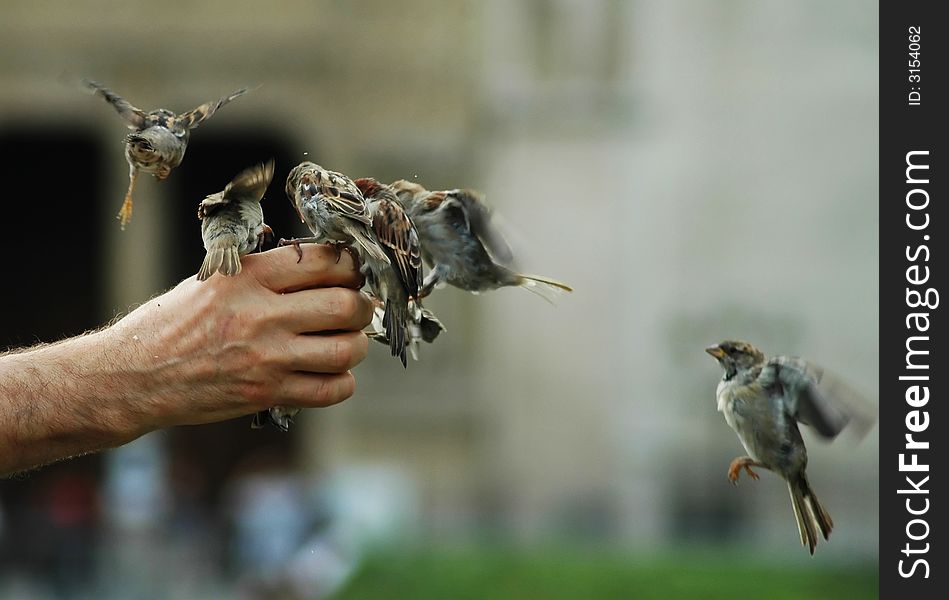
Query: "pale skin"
0 244 373 476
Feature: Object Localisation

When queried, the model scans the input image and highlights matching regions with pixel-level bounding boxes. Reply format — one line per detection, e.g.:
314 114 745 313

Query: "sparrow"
196 159 274 281
83 79 250 229
368 304 446 361
389 180 572 301
355 177 434 366
251 406 299 433
705 340 873 555
282 162 390 266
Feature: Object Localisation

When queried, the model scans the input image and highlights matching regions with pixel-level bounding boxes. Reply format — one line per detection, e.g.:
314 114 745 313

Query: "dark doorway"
162 128 314 507
0 122 106 592
0 124 106 349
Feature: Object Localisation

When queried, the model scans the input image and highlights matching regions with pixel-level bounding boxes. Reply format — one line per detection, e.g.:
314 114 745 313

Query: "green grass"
333 547 877 600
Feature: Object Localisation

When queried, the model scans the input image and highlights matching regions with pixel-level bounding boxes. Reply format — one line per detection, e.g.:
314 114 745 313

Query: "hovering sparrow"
705 340 874 555
196 160 274 281
83 79 250 229
283 162 389 266
389 180 572 300
354 177 429 366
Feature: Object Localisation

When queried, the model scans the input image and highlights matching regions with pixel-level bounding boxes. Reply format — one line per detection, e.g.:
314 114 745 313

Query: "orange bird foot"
728 457 761 485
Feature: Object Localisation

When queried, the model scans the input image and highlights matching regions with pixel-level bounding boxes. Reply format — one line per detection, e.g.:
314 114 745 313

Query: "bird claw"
116 196 133 230
727 458 760 485
343 245 360 266
278 238 304 263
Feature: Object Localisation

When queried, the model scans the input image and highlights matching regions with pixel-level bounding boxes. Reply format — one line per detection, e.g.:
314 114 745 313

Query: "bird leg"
418 267 445 299
256 225 275 252
332 242 360 266
728 456 766 485
117 167 138 230
277 236 323 263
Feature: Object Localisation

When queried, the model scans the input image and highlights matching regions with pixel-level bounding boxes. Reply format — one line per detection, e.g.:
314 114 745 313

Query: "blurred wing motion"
761 356 876 440
82 78 146 129
391 180 571 301
177 87 251 130
445 189 514 266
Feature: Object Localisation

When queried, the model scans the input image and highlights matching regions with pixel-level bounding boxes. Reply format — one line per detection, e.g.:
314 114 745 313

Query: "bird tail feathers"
197 245 241 281
788 474 833 555
516 273 573 304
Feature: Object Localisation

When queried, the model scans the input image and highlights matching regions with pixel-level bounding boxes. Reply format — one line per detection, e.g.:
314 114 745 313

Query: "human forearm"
0 329 144 474
0 245 373 476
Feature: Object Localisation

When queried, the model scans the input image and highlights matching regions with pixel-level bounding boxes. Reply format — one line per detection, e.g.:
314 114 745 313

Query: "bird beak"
705 345 726 359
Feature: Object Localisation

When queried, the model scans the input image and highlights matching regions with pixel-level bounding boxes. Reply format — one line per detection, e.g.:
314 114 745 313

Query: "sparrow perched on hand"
283 162 390 266
356 177 441 366
83 79 250 229
196 160 274 281
705 340 873 555
389 180 572 300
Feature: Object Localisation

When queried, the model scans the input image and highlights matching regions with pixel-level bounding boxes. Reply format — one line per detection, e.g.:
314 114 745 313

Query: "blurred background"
0 1 877 598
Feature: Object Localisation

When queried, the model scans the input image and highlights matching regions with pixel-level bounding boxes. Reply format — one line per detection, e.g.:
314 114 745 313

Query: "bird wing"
319 171 373 226
445 190 515 266
177 87 250 130
199 160 274 220
761 356 873 439
83 79 146 130
389 179 429 205
223 159 275 204
372 195 423 298
197 191 228 220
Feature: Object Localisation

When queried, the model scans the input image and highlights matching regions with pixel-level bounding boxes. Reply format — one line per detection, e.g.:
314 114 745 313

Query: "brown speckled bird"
706 340 874 555
368 304 446 361
355 177 426 366
196 160 274 281
282 162 389 265
83 79 250 229
390 180 572 301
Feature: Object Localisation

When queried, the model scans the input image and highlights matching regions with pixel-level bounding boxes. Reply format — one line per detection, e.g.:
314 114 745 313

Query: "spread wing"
199 159 274 219
177 87 251 130
760 356 875 439
197 191 227 220
83 79 146 130
445 190 514 266
223 159 275 204
372 196 423 298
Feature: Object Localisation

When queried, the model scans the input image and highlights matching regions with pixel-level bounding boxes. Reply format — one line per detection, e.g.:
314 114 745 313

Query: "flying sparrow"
355 177 432 366
705 340 873 554
196 159 274 281
83 79 250 229
282 162 390 266
389 180 572 300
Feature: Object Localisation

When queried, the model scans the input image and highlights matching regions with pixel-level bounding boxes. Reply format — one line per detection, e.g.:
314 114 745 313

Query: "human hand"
106 243 373 436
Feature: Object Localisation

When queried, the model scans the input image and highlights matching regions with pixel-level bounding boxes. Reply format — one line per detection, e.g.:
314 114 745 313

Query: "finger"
246 244 364 292
277 287 374 333
276 371 356 408
287 331 369 373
